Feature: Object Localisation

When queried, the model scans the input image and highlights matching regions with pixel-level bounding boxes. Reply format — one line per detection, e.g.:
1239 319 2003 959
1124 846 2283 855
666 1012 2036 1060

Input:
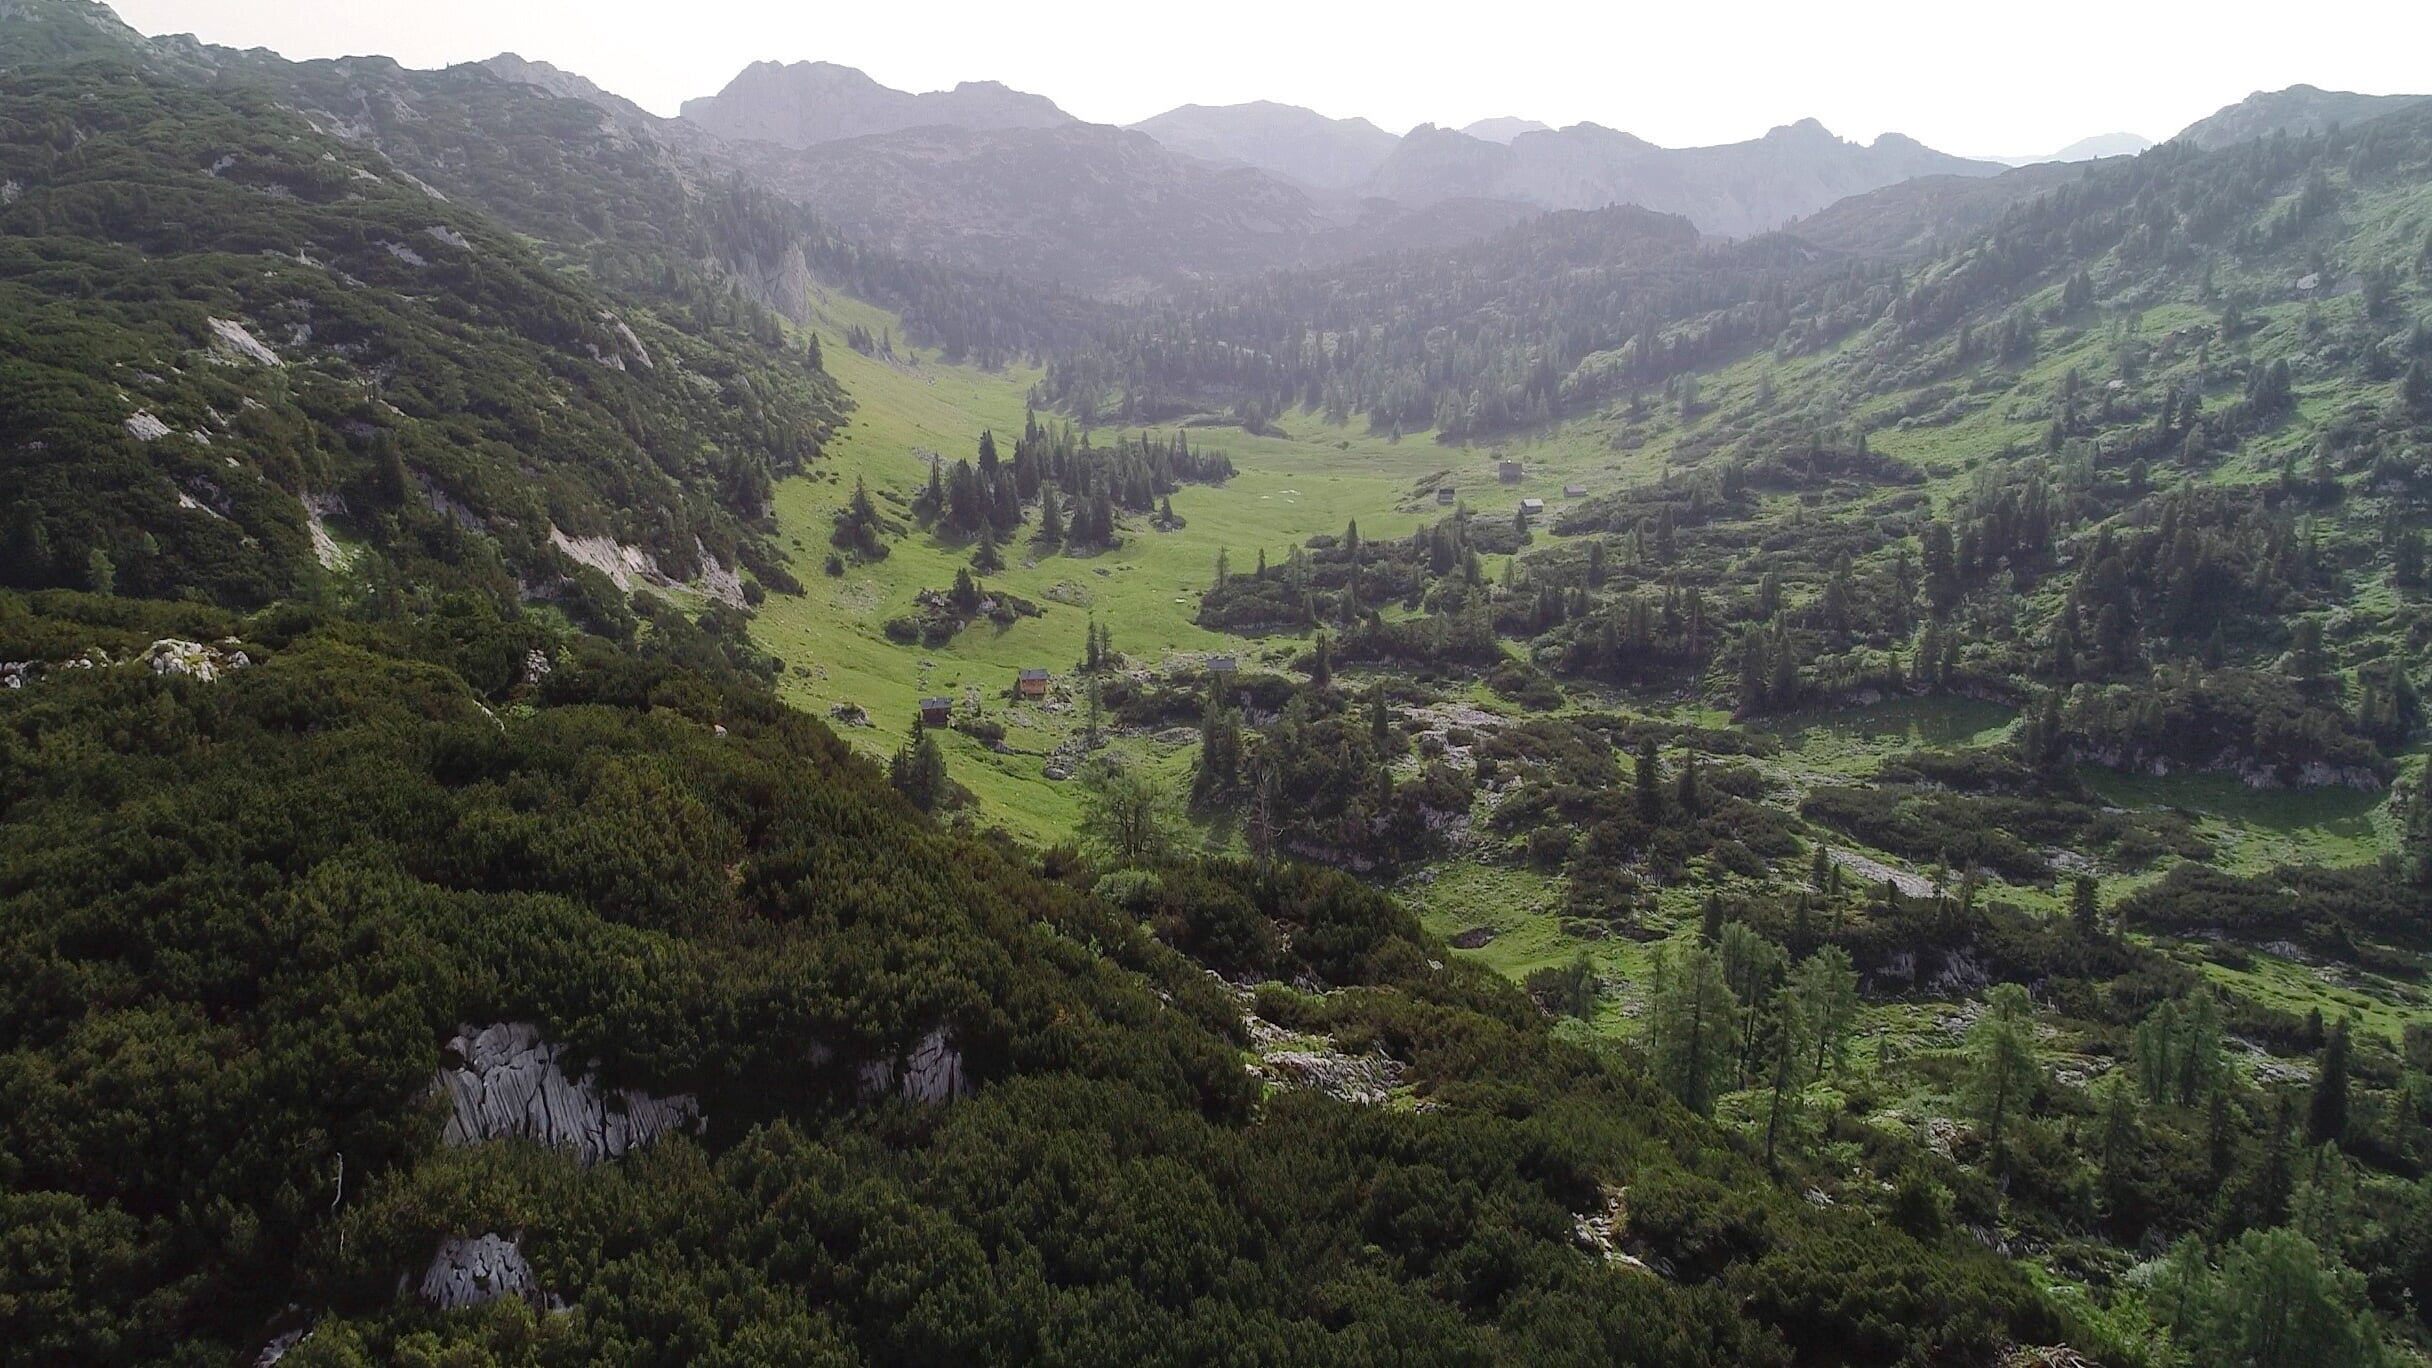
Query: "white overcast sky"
107 0 2432 155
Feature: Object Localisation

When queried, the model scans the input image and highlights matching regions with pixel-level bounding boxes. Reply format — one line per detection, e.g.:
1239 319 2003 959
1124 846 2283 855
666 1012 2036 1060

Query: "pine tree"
1035 483 1064 546
2070 874 2102 937
1790 945 1859 1078
1968 984 2039 1174
1760 984 1813 1170
2308 1019 2351 1147
1649 942 1738 1117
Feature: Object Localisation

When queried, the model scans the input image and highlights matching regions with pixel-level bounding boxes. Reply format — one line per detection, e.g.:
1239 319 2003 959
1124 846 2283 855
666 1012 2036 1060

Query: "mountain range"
1981 132 2155 167
679 58 1073 145
2176 83 2426 149
620 59 2432 290
670 61 2013 274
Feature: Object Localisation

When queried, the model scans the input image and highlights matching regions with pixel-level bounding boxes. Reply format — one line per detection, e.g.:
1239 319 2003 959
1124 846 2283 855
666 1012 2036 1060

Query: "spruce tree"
2309 1019 2351 1147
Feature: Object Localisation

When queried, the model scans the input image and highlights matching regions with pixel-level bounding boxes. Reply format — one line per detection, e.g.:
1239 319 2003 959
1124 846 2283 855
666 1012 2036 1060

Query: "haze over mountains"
679 58 1073 145
666 58 2020 271
660 59 2423 282
2176 83 2426 149
1981 132 2156 167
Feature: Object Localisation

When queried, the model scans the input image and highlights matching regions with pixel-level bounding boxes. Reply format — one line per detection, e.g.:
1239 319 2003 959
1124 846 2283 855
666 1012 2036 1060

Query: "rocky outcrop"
857 1026 971 1104
436 1022 699 1165
147 638 250 682
1827 848 1938 900
302 495 352 571
207 316 282 366
418 1232 538 1310
1245 1012 1402 1106
1257 1047 1402 1105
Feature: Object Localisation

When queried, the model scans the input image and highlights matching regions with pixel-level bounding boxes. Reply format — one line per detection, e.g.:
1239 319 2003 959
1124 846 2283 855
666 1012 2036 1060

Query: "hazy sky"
109 0 2432 154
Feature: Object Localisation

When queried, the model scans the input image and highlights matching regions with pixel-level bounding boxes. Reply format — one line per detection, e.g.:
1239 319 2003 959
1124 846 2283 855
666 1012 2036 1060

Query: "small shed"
1436 487 1457 506
1564 484 1588 499
1498 460 1524 484
1209 655 1239 676
918 697 954 726
1017 668 1051 698
1519 497 1546 517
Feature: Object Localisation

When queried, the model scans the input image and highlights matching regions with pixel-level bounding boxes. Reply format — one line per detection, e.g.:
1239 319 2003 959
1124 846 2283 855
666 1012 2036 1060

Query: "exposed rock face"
547 526 663 592
302 495 353 571
857 1026 971 1103
418 1232 538 1310
1245 1011 1402 1106
1827 848 1938 900
1257 1047 1402 1105
148 638 250 681
436 1022 699 1165
207 316 282 365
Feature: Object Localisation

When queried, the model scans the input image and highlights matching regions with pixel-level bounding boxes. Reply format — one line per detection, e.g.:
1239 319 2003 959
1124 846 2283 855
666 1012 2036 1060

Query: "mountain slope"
1130 100 1400 190
679 58 1074 147
1363 117 2003 236
717 122 1334 292
0 60 839 612
1777 160 2097 255
2178 84 2426 149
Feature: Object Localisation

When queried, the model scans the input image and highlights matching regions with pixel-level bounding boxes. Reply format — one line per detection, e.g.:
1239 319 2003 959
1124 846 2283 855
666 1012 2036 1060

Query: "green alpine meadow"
3 0 2430 1362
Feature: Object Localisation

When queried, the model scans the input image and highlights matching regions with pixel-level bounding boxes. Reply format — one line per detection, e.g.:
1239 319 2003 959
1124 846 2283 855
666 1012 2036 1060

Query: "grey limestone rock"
417 1232 537 1310
436 1022 698 1165
856 1026 971 1104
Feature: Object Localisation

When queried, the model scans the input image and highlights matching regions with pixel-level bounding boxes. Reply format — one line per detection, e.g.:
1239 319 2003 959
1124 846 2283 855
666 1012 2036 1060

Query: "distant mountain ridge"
714 122 1331 293
679 58 1074 147
1460 116 1552 143
1981 132 2153 167
2176 84 2427 149
1126 100 1399 190
1360 116 2004 238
